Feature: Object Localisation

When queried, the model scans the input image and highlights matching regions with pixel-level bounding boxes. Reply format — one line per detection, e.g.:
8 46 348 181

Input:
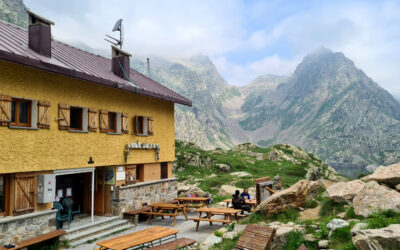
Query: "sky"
25 0 400 97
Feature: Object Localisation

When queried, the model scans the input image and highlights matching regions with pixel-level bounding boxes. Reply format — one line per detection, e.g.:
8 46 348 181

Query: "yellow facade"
0 60 175 174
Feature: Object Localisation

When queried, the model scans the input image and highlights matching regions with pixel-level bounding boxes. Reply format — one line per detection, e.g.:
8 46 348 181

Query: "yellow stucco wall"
0 60 176 174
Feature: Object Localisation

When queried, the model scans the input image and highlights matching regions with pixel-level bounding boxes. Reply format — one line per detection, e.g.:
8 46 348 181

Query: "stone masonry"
0 210 57 245
111 178 178 216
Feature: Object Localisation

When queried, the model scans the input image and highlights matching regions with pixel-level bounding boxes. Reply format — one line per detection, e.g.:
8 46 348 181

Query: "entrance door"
94 168 105 215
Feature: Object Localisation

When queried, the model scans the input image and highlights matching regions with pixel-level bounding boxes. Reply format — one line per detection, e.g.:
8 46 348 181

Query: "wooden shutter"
121 113 129 134
14 173 35 215
88 109 98 132
148 116 154 135
37 101 50 129
58 104 70 130
99 110 108 133
125 165 136 184
0 95 11 126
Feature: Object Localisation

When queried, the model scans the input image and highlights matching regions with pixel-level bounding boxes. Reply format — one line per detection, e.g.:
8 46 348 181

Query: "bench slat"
234 224 276 250
147 238 196 250
0 230 66 250
142 212 178 217
188 218 231 223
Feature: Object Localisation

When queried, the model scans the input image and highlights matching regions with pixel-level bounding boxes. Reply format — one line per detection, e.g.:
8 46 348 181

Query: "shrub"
283 231 304 250
344 206 362 219
304 199 318 209
214 230 223 237
319 198 345 217
267 208 300 223
330 226 357 250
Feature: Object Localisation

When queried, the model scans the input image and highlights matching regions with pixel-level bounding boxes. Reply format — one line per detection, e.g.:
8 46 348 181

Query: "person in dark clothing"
232 190 251 214
240 188 251 200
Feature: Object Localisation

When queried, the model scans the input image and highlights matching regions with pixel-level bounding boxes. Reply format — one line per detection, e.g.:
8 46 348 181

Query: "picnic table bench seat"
0 230 66 250
142 211 179 217
234 224 276 250
188 217 231 224
147 238 196 250
123 207 151 216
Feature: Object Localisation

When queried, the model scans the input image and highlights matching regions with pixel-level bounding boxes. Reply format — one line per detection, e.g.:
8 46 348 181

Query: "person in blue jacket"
240 188 251 200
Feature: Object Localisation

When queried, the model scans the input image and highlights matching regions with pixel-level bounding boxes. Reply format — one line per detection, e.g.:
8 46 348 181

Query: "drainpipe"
91 170 95 222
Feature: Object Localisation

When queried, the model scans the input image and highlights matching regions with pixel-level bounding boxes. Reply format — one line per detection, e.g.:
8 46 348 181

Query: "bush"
344 206 362 219
214 230 223 237
330 226 357 250
266 208 300 223
305 199 318 208
283 231 304 250
365 210 400 229
319 198 345 217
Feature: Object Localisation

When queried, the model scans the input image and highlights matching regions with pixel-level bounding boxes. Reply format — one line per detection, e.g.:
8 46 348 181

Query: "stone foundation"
0 210 57 245
111 178 178 216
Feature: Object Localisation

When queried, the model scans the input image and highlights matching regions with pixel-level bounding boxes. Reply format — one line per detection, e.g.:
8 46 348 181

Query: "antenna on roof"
105 19 124 49
147 58 151 78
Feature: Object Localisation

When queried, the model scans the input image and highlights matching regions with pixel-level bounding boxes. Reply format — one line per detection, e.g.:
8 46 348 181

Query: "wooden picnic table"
143 203 188 226
96 226 179 250
174 197 210 208
189 207 242 232
223 198 258 210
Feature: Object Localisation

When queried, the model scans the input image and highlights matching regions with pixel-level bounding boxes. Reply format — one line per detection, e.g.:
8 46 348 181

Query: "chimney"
26 10 54 57
111 46 132 80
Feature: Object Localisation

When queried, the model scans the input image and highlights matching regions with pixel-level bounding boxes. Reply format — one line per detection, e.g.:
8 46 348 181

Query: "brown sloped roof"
0 20 191 106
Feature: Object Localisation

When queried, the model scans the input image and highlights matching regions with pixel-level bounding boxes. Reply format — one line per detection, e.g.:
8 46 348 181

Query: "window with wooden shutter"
121 113 129 134
148 116 154 135
14 173 35 215
161 162 168 179
37 101 50 129
99 110 108 133
125 165 136 184
88 109 97 132
58 104 70 130
0 95 11 126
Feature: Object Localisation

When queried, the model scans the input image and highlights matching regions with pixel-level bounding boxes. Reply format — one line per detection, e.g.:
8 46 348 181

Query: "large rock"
352 224 400 250
353 181 400 217
230 172 252 177
216 163 230 172
326 180 366 203
199 234 222 250
217 185 242 197
177 183 206 197
256 180 322 214
327 219 349 231
267 221 305 250
363 163 400 187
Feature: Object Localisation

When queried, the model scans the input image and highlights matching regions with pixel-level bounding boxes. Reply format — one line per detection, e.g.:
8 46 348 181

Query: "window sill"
107 132 123 135
68 130 89 133
9 126 39 130
136 134 149 137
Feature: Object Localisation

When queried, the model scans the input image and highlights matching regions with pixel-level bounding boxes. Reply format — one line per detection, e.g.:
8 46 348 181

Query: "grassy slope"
175 140 329 198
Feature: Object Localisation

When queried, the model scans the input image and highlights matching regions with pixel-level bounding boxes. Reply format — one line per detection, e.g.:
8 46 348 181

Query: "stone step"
63 216 121 236
65 219 129 242
68 224 133 248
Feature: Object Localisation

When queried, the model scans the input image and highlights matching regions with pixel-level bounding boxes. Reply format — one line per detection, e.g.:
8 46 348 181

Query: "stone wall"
111 178 178 216
0 210 57 245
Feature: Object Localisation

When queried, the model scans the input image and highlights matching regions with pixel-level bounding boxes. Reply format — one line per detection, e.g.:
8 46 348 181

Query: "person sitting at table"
240 188 251 200
232 190 251 214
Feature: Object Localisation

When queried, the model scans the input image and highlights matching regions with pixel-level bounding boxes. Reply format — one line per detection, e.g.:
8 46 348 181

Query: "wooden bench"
0 230 66 250
123 207 151 216
142 212 179 218
147 238 196 250
189 217 231 232
234 224 276 250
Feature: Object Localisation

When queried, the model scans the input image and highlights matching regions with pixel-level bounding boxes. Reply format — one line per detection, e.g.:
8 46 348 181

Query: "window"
137 116 144 134
0 175 9 216
161 162 168 179
136 164 144 182
135 116 153 136
11 98 31 127
70 107 83 130
108 112 117 133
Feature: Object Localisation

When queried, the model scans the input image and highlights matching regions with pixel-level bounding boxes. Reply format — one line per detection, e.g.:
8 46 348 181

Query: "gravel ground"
71 211 226 250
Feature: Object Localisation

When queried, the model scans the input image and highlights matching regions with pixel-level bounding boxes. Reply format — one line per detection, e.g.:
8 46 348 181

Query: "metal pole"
91 169 95 223
147 58 150 78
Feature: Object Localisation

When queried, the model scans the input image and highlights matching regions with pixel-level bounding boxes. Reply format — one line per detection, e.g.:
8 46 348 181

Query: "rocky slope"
0 0 26 28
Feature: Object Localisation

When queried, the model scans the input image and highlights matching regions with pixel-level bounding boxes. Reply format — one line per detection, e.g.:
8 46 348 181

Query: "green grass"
210 234 241 250
305 199 318 209
329 226 357 250
240 208 300 225
319 198 345 217
344 206 362 220
283 231 304 249
365 210 400 229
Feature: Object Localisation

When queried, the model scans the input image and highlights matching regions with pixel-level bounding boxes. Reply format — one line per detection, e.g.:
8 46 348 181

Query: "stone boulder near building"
177 183 206 197
353 181 400 217
352 224 400 250
256 180 321 214
326 180 365 203
362 163 400 187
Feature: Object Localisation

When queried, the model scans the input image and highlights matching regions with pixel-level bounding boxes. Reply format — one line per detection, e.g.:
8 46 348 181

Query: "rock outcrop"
353 181 400 217
363 163 400 187
326 180 365 203
256 180 321 214
266 221 305 250
177 183 206 197
217 185 255 197
352 224 400 250
327 219 349 231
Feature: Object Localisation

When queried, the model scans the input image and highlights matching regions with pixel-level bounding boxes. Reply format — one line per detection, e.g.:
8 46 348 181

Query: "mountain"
0 0 26 28
239 48 400 165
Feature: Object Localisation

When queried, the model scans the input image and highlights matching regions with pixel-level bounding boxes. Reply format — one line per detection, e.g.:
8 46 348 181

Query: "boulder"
327 219 349 231
230 172 252 177
216 163 230 172
199 234 222 250
177 183 206 197
350 222 368 233
363 163 400 187
353 181 400 217
352 224 400 250
218 185 242 197
318 240 329 248
267 221 305 250
256 180 321 214
326 180 366 203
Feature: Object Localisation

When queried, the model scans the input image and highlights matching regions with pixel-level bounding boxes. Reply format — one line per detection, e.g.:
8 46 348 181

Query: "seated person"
240 188 251 200
232 190 251 214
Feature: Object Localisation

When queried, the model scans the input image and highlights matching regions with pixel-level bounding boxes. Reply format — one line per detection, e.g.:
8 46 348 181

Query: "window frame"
69 106 83 131
136 164 144 182
108 112 117 133
161 162 169 180
11 98 32 127
0 175 9 216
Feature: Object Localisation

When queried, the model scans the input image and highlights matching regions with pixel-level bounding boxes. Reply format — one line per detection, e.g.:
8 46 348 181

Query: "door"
94 168 105 215
0 175 9 216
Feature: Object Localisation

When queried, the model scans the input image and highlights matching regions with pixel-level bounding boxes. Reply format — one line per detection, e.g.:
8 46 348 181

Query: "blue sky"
25 0 400 97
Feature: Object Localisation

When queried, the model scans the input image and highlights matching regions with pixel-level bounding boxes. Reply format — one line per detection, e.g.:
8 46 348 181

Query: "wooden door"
94 168 105 215
14 173 35 215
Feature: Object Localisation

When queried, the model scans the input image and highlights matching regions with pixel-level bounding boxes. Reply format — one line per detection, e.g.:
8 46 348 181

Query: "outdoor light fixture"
88 157 94 164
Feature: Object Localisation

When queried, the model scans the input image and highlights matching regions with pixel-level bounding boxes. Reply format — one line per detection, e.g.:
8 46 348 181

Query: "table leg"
226 202 229 208
147 207 153 225
196 212 202 232
183 207 188 220
207 212 213 226
172 209 178 227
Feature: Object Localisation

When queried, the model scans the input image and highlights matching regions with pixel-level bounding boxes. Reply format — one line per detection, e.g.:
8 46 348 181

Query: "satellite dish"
105 19 124 49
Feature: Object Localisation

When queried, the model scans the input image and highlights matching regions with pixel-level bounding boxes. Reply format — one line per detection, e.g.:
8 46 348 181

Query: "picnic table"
96 226 179 250
142 203 188 226
174 197 210 208
189 207 242 232
223 198 258 211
